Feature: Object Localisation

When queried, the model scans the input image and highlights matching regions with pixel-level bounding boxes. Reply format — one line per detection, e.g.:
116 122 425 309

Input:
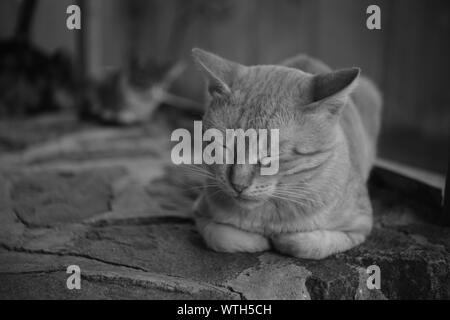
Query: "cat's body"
192 49 382 259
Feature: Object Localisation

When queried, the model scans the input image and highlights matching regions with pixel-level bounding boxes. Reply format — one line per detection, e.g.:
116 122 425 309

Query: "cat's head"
192 48 359 208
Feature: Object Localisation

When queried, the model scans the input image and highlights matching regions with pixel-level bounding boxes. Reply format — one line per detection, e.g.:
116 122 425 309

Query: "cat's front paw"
196 218 270 253
271 230 366 260
271 232 329 260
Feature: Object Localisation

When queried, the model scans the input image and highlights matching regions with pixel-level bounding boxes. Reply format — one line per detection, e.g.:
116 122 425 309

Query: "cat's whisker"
275 188 315 198
274 197 311 208
179 173 213 182
276 183 313 190
270 193 310 207
276 189 324 203
276 186 322 198
207 188 224 199
277 187 329 204
182 184 220 191
275 187 315 195
271 192 306 203
179 164 213 173
272 190 323 207
178 166 215 179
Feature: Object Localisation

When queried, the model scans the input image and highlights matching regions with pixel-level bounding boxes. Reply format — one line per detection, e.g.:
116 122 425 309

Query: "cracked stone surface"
0 111 449 300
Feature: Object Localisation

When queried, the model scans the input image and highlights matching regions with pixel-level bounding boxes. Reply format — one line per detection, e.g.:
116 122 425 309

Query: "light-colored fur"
192 48 382 259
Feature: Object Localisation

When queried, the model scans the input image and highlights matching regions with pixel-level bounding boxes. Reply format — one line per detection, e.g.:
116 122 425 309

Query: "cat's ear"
192 48 241 99
307 67 360 116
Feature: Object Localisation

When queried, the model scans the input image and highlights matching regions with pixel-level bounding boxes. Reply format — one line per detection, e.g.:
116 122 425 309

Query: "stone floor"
0 110 449 300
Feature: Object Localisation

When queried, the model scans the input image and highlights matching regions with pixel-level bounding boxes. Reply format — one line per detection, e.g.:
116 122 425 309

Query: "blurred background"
0 0 449 176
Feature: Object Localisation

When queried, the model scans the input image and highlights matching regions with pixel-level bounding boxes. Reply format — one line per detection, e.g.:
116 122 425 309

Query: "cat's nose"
231 182 248 194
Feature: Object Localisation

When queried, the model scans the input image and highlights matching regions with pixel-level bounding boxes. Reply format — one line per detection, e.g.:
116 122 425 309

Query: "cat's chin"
234 196 265 209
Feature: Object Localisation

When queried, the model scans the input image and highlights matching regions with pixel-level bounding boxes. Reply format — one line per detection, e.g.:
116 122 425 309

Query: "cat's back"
350 76 382 146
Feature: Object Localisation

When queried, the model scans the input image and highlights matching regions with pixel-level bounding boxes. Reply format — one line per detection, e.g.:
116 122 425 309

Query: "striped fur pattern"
191 48 382 259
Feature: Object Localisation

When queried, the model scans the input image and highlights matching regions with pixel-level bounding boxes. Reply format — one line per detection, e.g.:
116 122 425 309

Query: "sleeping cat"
192 48 382 260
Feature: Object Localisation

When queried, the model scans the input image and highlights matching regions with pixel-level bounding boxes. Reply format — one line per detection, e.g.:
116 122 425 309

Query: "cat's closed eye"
293 146 333 157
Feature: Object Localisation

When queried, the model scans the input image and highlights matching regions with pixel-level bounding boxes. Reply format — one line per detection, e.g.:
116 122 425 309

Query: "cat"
0 41 77 117
191 48 382 260
79 60 175 125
